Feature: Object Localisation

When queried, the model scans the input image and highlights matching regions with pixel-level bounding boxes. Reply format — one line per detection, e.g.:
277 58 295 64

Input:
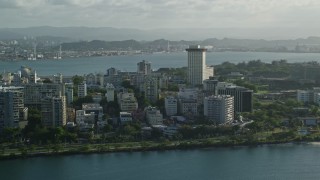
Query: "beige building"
118 92 138 112
145 106 163 125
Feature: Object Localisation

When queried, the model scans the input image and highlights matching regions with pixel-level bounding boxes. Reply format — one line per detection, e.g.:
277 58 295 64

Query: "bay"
1 144 320 180
1 52 320 76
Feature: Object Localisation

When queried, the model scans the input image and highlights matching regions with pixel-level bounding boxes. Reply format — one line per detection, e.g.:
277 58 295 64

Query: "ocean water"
1 51 320 76
0 144 320 180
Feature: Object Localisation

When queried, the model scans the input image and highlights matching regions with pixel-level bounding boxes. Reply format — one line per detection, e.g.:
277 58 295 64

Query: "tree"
72 75 84 86
43 78 52 83
103 124 113 133
1 127 21 143
121 80 134 89
72 95 94 108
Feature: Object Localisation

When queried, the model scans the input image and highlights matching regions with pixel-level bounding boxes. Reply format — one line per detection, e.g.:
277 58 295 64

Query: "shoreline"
0 139 313 161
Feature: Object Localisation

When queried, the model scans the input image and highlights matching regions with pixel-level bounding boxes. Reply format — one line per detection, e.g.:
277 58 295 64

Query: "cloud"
0 0 320 31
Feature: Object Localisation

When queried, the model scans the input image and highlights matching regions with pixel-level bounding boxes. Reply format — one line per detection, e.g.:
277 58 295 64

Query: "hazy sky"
0 0 319 30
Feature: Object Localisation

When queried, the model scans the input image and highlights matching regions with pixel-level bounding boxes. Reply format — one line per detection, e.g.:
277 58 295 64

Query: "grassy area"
2 129 320 160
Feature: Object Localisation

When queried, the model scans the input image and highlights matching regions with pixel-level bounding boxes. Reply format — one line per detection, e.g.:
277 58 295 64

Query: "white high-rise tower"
186 45 207 86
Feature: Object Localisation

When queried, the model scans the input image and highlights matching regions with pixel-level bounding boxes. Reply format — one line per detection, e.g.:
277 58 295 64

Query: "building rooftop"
186 45 207 51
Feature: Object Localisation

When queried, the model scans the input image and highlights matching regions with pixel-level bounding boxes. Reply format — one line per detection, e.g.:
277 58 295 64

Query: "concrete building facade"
204 95 234 124
137 60 151 75
165 96 178 116
186 45 207 86
0 86 26 131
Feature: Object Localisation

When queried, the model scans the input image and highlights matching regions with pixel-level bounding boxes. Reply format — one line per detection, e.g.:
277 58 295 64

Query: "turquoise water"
1 52 320 75
1 144 320 180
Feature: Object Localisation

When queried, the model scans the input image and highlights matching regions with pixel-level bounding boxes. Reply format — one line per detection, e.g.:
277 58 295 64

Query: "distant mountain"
60 37 320 52
62 40 143 51
0 26 155 41
2 26 320 41
2 26 320 52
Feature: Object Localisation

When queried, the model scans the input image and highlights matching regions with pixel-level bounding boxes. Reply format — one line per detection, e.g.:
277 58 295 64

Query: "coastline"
0 138 312 161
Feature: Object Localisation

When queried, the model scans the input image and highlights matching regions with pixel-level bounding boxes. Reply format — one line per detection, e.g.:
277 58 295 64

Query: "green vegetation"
215 60 320 90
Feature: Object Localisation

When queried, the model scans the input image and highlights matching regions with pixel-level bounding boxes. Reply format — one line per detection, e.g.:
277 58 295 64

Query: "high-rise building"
86 73 97 88
203 78 219 95
218 85 253 113
144 76 159 103
106 67 118 76
65 83 74 106
204 95 234 124
205 65 214 80
52 73 63 84
186 45 207 86
0 87 26 131
137 60 151 75
41 96 67 127
78 82 87 98
106 83 115 102
24 83 65 108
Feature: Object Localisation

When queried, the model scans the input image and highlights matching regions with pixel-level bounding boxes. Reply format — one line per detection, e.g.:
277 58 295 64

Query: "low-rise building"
76 110 95 124
119 112 133 124
118 92 138 112
82 103 104 121
179 99 198 117
165 96 178 116
145 106 163 125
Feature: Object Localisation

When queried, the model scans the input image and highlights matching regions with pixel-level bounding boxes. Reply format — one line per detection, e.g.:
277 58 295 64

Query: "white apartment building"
204 95 234 124
297 88 320 105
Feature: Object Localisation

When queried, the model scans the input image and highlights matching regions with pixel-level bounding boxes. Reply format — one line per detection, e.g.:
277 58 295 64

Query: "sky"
0 0 319 30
